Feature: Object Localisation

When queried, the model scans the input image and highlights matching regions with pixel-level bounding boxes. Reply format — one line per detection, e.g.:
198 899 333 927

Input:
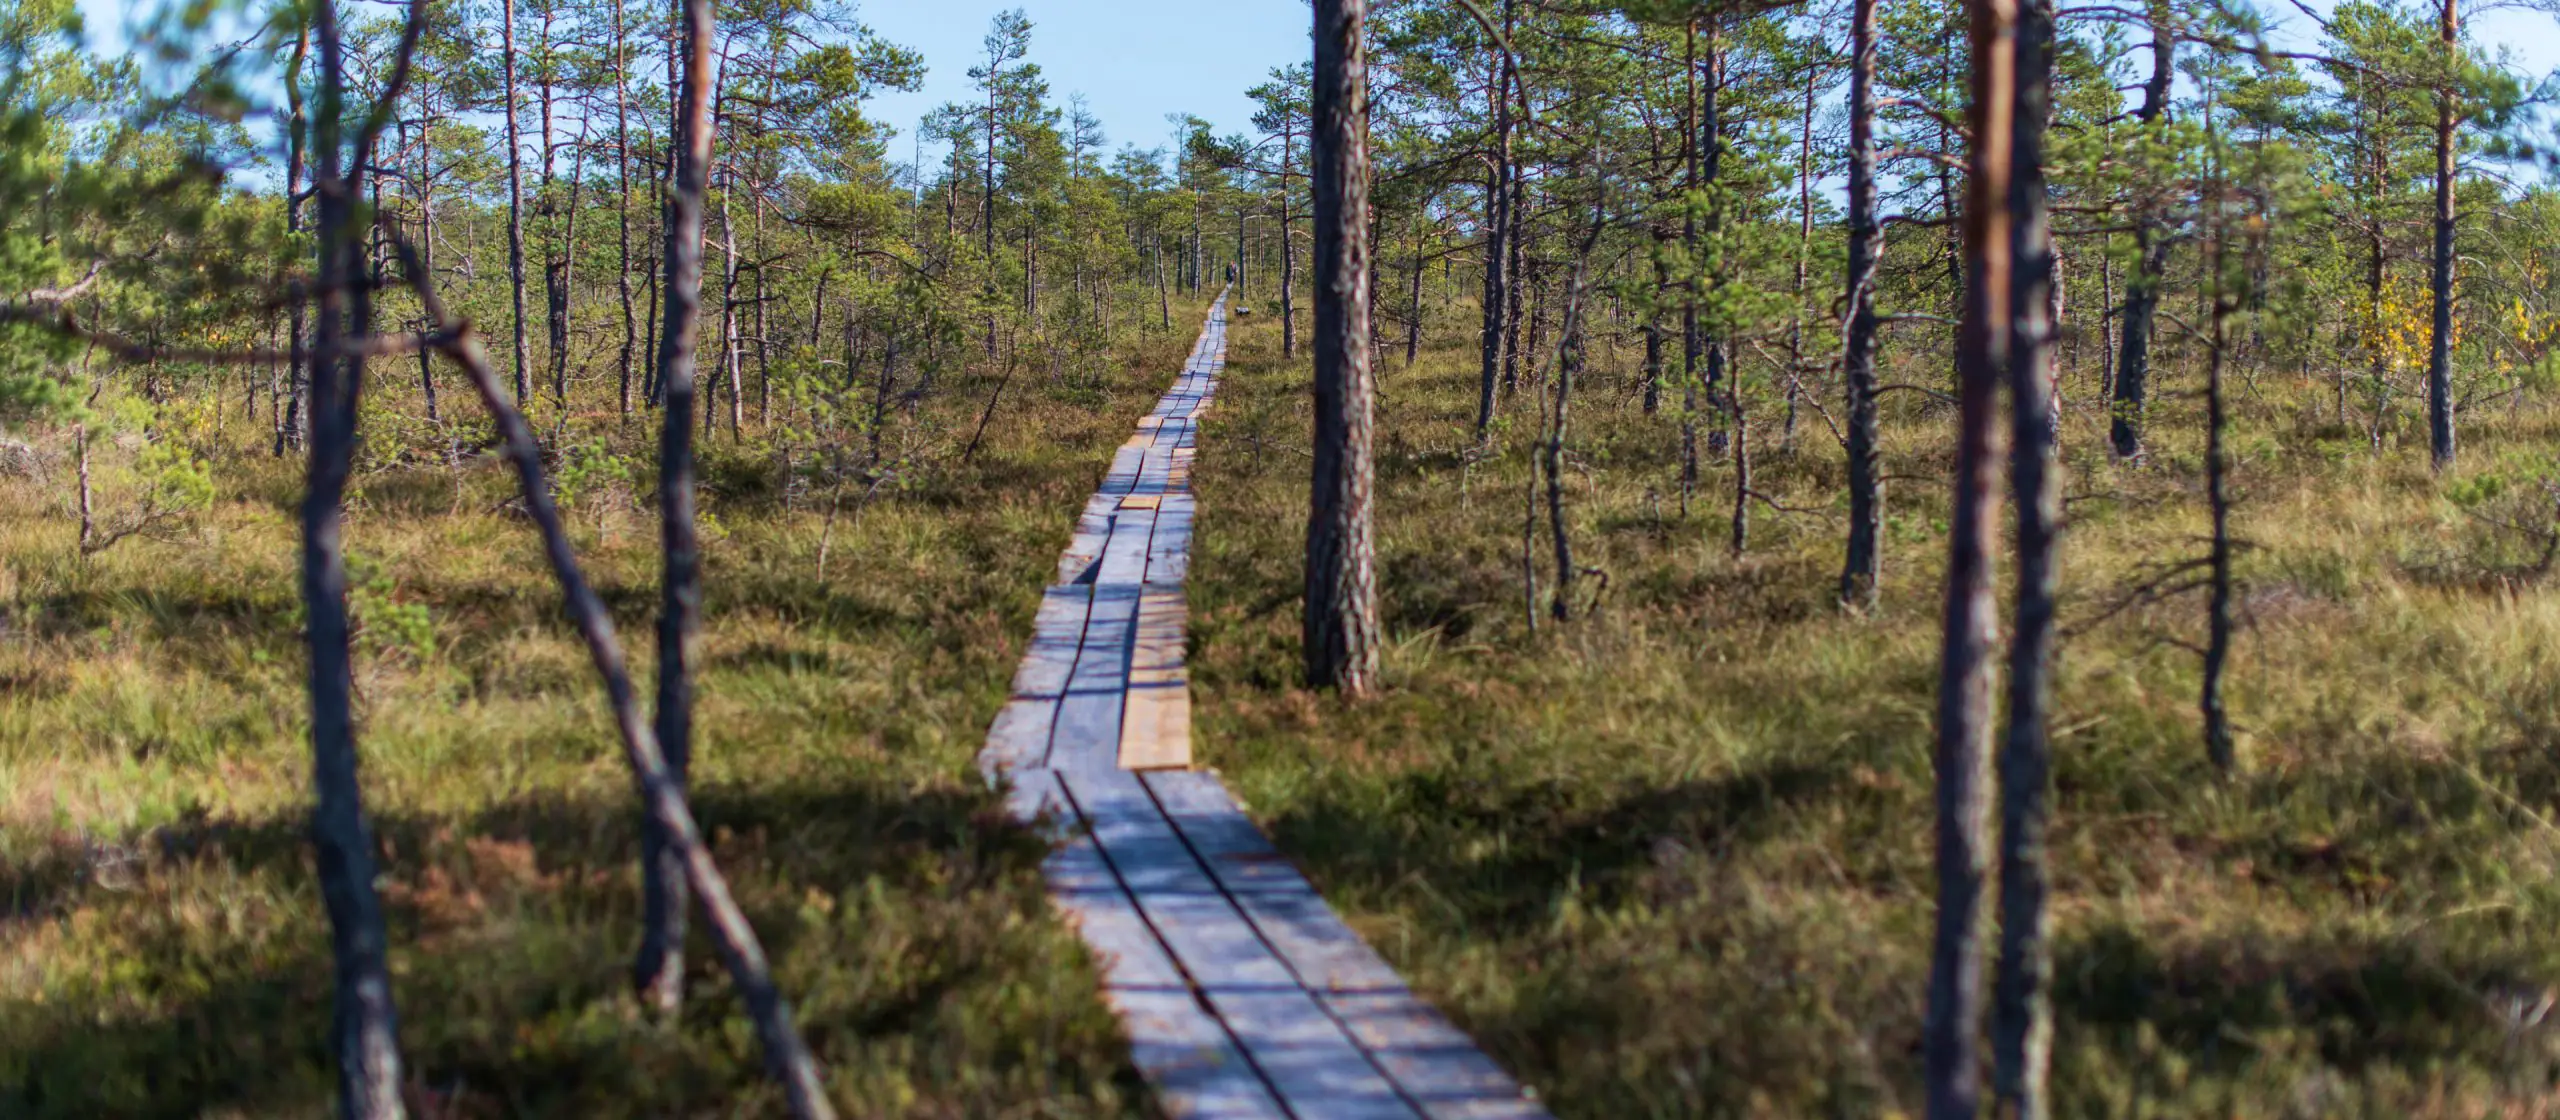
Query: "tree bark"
1925 0 2017 1112
2109 12 2173 460
1841 0 1884 609
1993 0 2060 1111
280 27 310 459
614 0 636 419
2426 0 2459 470
502 0 531 406
1306 0 1379 695
1474 56 1510 440
636 0 711 1013
307 6 405 1114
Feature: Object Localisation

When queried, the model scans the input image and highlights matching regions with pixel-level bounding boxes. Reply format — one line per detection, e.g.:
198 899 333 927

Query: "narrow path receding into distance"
978 292 1553 1120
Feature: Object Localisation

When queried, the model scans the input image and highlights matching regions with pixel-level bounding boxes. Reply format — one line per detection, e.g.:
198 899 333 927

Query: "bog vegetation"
2 0 2558 1116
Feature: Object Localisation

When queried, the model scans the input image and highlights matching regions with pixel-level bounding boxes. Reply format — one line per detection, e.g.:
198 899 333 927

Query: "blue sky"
66 0 2560 180
857 0 1314 166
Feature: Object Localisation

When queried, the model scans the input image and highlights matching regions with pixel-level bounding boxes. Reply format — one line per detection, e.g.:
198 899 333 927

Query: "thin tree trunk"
2426 0 2460 469
1841 0 1884 609
1281 125 1298 362
1475 57 1510 440
1406 217 1427 366
539 10 569 412
307 7 405 1113
1544 211 1606 620
636 0 706 1014
615 0 635 419
1993 0 2060 1111
1925 0 2017 1112
2204 249 2237 771
503 0 531 406
281 28 310 459
2109 14 2173 460
1680 17 1701 512
1306 0 1379 695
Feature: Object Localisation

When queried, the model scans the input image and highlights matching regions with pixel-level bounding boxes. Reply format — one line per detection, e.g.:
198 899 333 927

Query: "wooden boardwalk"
979 293 1552 1119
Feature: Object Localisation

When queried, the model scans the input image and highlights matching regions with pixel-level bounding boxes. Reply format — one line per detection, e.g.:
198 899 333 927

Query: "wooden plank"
1119 682 1192 771
1143 771 1312 894
1097 506 1158 586
1049 583 1140 772
1106 988 1292 1120
1235 891 1410 994
1001 768 1071 831
1120 494 1164 511
1146 498 1197 586
1055 887 1186 989
1322 992 1554 1120
1014 584 1093 696
983 698 1061 778
1063 769 1218 895
1133 891 1299 991
1205 990 1421 1120
984 587 1092 775
1058 493 1120 582
1044 830 1122 894
1101 438 1149 493
1120 586 1190 770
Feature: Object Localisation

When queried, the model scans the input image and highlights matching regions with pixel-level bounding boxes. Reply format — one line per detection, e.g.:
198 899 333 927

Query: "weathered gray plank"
1050 583 1140 770
1001 768 1071 832
1146 498 1198 585
1234 891 1410 994
1135 891 1298 991
1013 584 1093 697
983 698 1059 779
1142 771 1313 894
1322 992 1554 1120
1106 988 1291 1120
1059 493 1122 582
1044 829 1123 893
1206 989 1421 1120
1062 769 1218 895
1055 887 1186 989
1097 505 1158 586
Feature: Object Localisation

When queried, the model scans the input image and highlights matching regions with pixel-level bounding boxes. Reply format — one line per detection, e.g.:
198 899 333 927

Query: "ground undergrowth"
0 309 1219 1118
1190 301 2560 1119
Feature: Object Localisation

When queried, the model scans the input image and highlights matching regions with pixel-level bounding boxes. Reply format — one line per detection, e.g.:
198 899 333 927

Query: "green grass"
1189 305 2560 1118
11 291 2560 1118
0 312 1220 1118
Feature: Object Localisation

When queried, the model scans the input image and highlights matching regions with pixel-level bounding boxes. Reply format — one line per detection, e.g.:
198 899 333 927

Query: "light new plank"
1120 587 1191 770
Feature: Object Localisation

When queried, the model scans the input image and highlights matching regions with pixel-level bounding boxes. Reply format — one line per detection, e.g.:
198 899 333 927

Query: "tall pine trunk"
1840 0 1883 609
1306 0 1379 695
1924 0 2016 1112
2426 0 2460 469
1993 0 2061 1110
